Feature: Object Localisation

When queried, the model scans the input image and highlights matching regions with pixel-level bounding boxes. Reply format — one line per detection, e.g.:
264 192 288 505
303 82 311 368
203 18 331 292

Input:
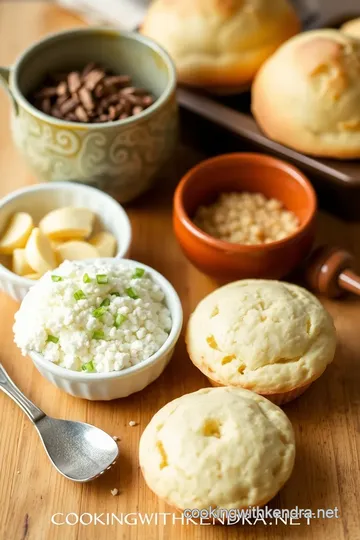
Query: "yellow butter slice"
23 273 42 280
55 241 99 262
25 228 57 274
12 248 34 276
89 231 117 257
0 212 33 254
50 239 65 249
39 207 95 240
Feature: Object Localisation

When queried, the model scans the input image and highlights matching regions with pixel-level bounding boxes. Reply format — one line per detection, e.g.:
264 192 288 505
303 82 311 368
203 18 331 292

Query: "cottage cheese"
13 260 172 373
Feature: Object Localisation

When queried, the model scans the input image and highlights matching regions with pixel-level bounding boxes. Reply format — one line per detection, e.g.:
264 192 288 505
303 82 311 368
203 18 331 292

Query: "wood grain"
0 3 359 540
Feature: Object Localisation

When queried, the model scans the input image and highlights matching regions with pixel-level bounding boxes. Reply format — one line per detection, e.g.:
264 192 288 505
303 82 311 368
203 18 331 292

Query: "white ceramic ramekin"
0 182 132 302
25 259 183 400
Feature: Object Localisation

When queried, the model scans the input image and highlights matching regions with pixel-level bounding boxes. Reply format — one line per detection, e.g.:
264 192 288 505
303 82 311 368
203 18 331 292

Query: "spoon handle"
0 363 45 424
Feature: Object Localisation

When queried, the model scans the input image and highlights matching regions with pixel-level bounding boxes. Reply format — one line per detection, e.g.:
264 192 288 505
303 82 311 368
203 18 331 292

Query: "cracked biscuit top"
139 387 295 510
186 280 336 393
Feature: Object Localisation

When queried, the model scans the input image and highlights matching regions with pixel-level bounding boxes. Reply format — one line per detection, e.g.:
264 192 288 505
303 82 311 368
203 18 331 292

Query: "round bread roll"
252 29 360 159
186 280 336 403
341 18 360 39
139 387 295 512
141 0 300 89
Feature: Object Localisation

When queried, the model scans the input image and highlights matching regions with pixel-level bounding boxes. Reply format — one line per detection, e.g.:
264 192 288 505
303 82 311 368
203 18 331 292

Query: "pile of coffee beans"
29 63 155 123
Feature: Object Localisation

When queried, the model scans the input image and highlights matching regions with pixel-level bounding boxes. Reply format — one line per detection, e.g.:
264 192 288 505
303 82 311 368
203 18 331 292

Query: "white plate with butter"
0 182 132 302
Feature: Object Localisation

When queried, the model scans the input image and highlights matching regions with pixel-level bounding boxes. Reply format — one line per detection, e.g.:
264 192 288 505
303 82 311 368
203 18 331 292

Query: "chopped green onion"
92 307 107 319
126 287 139 299
100 298 110 307
96 274 108 284
111 292 121 297
81 360 95 372
92 330 105 340
132 267 145 279
74 290 86 301
83 273 92 284
46 335 59 344
51 275 63 282
114 314 127 328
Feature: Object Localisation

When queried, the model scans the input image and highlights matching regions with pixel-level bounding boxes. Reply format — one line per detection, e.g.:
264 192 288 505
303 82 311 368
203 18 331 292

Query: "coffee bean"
79 87 95 111
29 64 155 123
56 94 69 107
65 112 78 122
51 107 63 119
108 106 116 120
57 81 68 96
120 87 148 96
41 98 51 114
68 72 81 93
82 62 97 78
59 96 79 115
75 105 89 122
142 95 154 108
126 94 144 106
94 84 105 98
35 87 58 98
132 106 144 116
84 69 105 91
103 75 132 88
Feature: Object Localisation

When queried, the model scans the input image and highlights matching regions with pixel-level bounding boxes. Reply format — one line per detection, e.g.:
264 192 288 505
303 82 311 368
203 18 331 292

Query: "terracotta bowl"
173 153 317 281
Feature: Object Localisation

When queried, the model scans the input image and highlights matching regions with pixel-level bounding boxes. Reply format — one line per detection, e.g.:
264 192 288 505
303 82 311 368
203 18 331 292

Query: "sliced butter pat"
0 212 33 254
39 207 95 240
12 248 34 276
25 228 57 274
23 273 42 280
50 239 64 249
89 232 117 257
55 241 99 262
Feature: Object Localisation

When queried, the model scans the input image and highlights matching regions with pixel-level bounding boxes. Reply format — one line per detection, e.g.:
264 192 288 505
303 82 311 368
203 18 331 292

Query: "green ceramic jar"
0 28 178 202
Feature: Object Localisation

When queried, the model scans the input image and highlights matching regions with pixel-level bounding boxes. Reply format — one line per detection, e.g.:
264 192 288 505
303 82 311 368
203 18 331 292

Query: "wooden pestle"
305 245 360 298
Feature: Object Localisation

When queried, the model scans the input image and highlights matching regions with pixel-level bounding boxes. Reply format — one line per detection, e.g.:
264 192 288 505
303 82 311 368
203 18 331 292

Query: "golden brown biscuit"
252 29 360 159
141 0 300 89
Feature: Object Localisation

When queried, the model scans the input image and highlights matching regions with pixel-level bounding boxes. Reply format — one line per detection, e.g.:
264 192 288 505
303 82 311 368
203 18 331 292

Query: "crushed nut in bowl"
193 192 299 245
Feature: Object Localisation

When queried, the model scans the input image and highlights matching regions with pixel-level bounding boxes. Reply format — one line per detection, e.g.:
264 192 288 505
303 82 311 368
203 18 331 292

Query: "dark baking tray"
177 0 360 220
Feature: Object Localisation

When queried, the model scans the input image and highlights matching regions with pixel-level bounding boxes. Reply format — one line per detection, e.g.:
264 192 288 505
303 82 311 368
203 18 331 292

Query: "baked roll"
186 280 336 404
252 29 360 159
141 0 300 89
140 387 295 512
341 18 360 39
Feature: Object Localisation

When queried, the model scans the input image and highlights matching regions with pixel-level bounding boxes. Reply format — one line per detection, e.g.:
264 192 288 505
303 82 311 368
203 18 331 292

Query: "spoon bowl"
0 363 119 482
35 417 119 482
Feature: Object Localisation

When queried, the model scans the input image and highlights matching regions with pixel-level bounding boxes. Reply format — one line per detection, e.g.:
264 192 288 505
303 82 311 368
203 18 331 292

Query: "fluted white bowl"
26 259 183 400
0 182 132 302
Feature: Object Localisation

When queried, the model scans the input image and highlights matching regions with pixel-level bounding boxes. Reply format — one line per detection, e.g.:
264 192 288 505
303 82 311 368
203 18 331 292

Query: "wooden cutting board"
0 4 359 540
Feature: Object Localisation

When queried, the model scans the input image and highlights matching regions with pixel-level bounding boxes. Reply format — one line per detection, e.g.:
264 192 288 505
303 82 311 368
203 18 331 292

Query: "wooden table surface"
0 3 359 540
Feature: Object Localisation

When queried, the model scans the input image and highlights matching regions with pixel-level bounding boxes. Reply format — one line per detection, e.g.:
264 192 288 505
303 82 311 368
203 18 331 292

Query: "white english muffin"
139 387 295 511
252 29 360 159
141 0 300 89
186 280 336 398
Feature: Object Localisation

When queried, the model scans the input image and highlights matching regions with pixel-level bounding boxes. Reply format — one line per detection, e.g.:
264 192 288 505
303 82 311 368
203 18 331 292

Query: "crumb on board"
111 488 119 496
128 421 137 427
16 471 20 475
113 436 120 441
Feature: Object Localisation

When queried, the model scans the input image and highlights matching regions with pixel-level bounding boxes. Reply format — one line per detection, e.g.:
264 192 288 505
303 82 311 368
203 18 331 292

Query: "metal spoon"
0 363 119 482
